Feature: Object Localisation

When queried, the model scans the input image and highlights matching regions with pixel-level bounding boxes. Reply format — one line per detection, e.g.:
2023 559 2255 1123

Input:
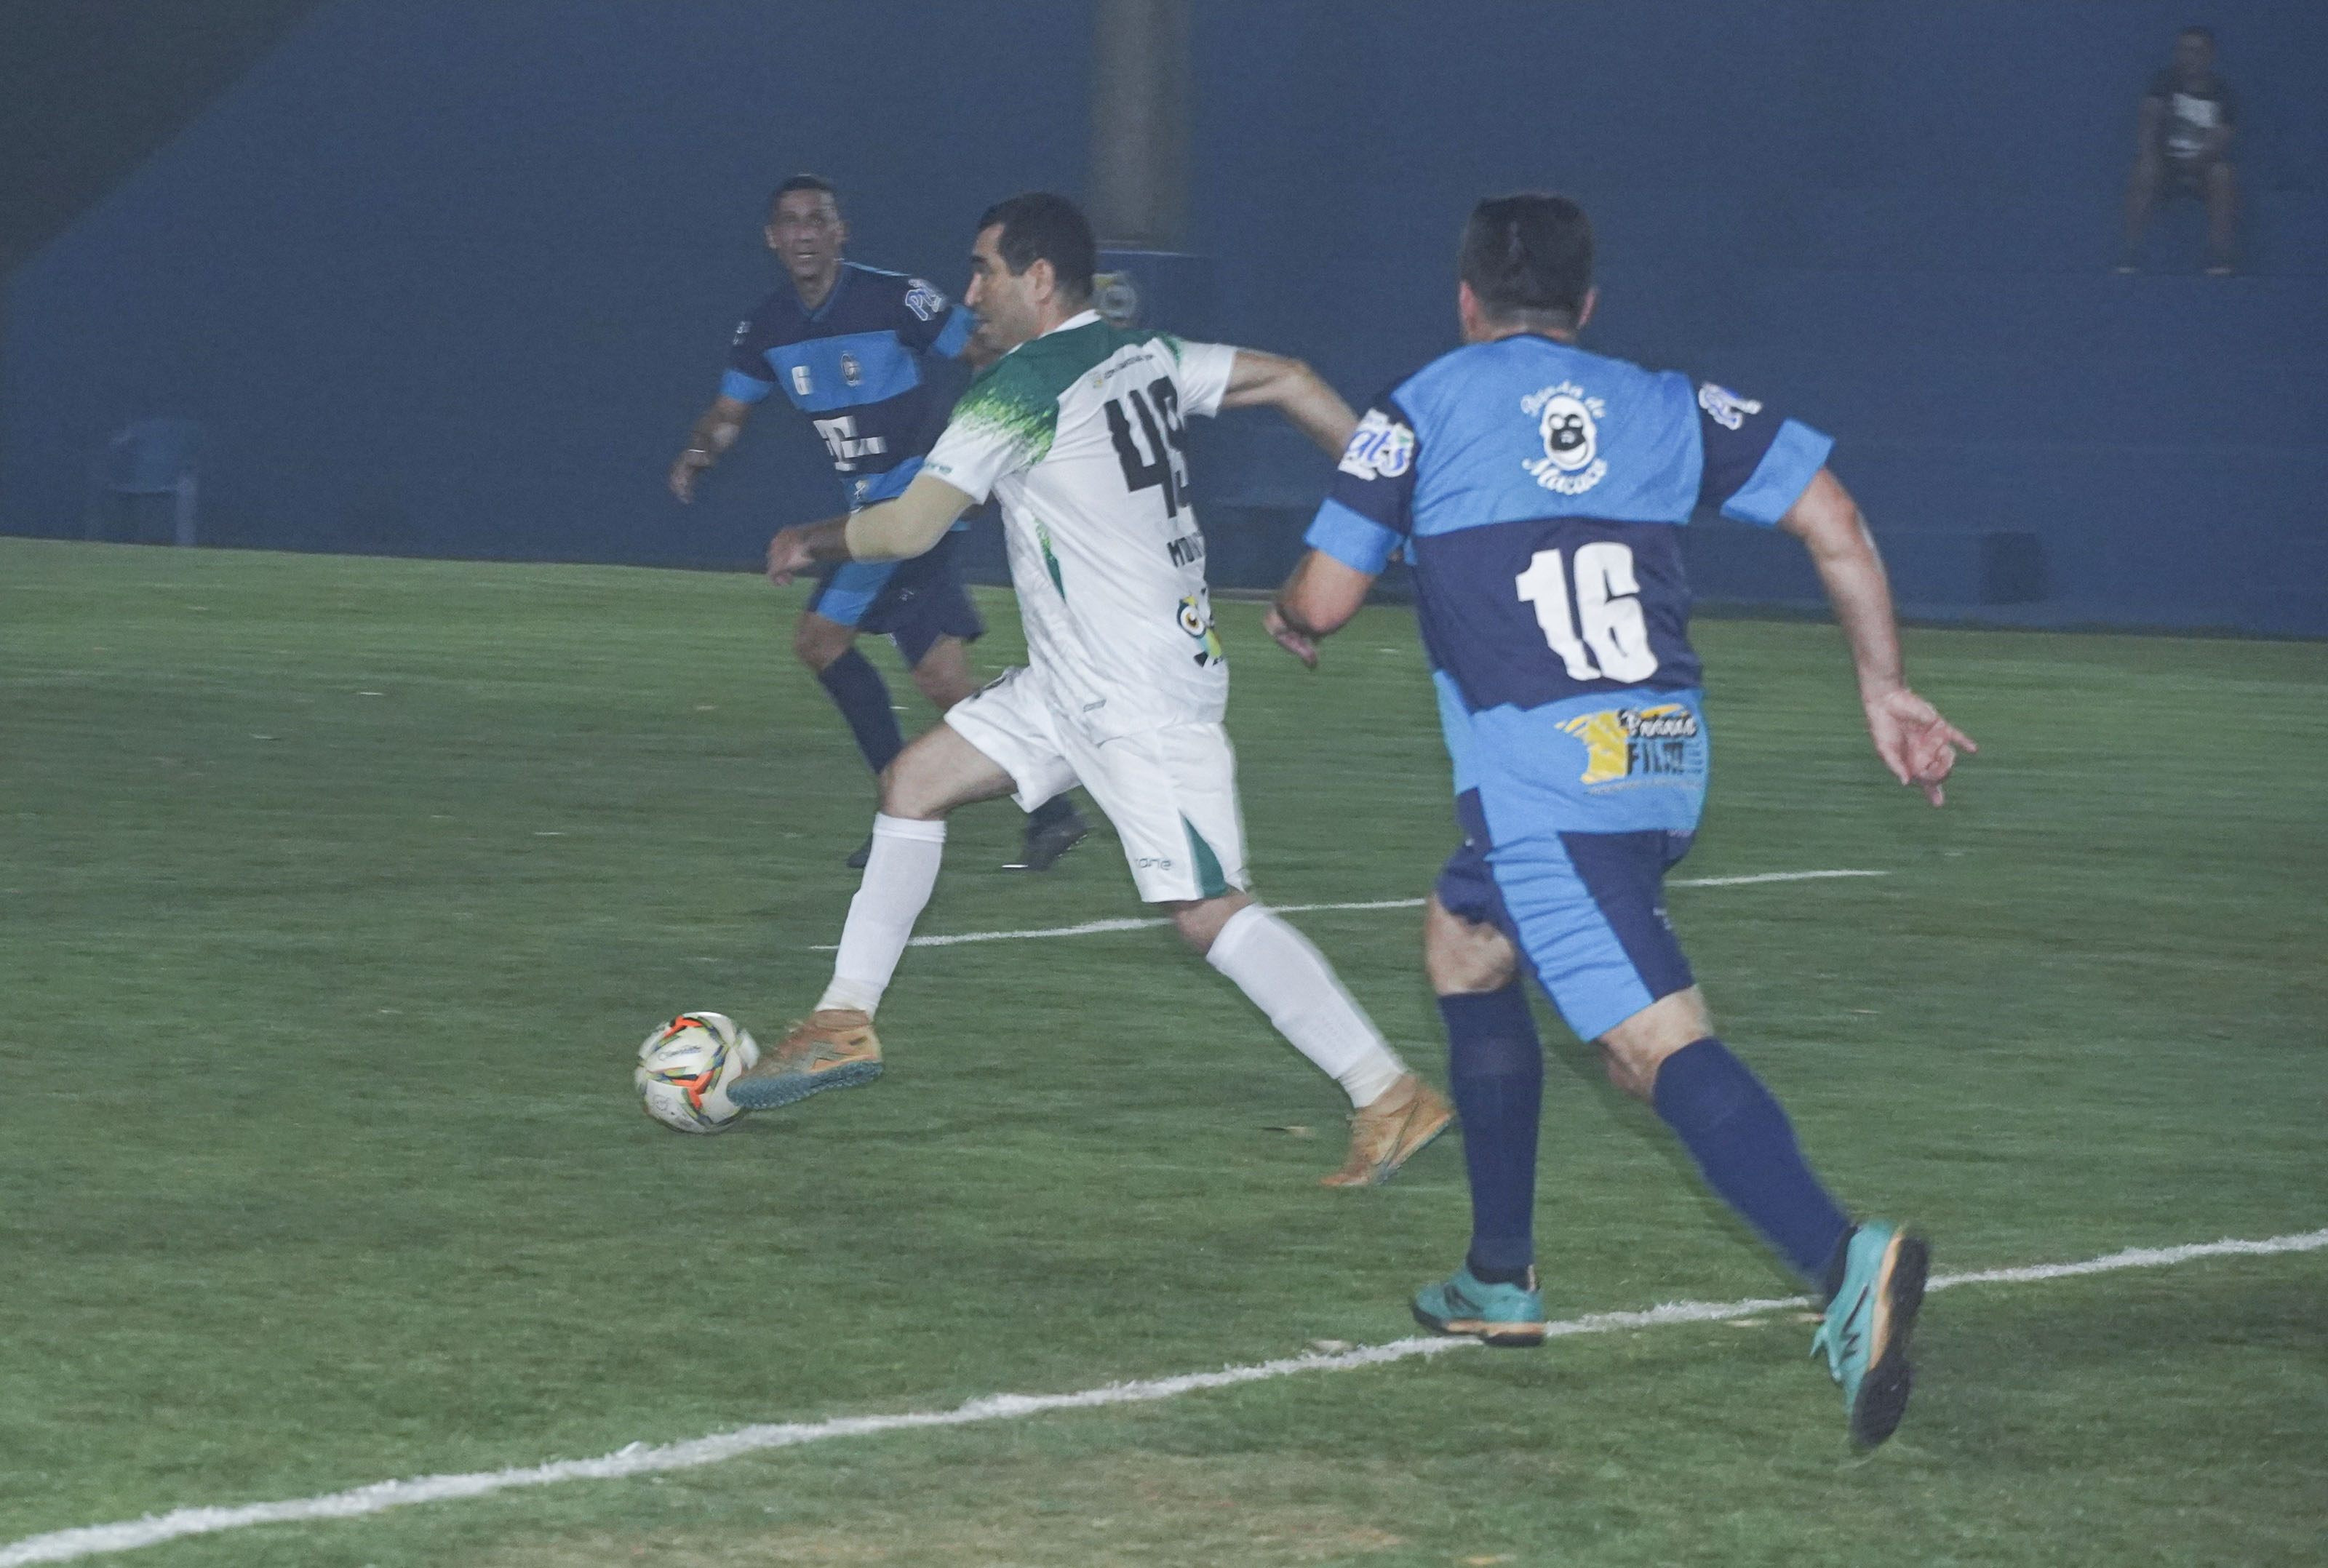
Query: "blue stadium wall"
5 0 2324 635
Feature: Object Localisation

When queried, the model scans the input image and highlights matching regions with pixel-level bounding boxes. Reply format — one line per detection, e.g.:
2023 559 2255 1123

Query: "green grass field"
1 536 2321 1567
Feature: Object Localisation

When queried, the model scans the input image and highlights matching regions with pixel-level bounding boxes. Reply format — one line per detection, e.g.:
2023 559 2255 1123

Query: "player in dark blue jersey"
1267 194 1974 1449
670 175 1086 869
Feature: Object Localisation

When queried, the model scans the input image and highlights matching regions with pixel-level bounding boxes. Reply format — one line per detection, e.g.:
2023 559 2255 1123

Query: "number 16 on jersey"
1515 543 1659 684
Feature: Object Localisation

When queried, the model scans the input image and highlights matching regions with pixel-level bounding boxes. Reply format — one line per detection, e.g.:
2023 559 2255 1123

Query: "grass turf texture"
1 536 2320 1567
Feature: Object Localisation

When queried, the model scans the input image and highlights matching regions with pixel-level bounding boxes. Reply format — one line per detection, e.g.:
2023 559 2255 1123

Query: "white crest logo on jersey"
903 280 945 321
731 319 751 345
840 351 863 387
1336 408 1416 481
1522 383 1608 495
791 365 813 396
1696 382 1762 431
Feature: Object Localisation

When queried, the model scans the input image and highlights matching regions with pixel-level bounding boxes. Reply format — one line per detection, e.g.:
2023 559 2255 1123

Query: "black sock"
1819 1228 1856 1306
1652 1038 1852 1284
1440 985 1543 1283
816 649 904 776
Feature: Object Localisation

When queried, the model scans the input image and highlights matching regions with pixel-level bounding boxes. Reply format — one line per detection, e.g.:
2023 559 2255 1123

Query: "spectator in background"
2120 26 2238 276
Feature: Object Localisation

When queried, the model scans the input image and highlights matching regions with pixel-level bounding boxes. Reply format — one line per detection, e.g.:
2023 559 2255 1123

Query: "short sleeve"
1303 396 1418 576
1168 339 1239 419
918 361 1057 504
1693 381 1832 527
722 317 778 404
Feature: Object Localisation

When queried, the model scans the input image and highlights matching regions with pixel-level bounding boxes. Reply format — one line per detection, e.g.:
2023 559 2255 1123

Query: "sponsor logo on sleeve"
1336 408 1416 481
1522 383 1609 495
903 280 946 321
1558 704 1702 786
1696 382 1763 431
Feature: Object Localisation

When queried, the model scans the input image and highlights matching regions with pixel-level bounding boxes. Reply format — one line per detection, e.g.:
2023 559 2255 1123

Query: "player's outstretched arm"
669 395 754 503
1265 549 1376 668
1779 468 1977 806
1219 351 1359 457
765 473 976 585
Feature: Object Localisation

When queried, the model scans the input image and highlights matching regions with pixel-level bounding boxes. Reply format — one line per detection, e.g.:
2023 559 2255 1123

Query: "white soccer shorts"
944 666 1251 904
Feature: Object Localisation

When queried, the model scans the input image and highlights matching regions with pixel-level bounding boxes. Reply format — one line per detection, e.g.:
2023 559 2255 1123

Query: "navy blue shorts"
805 529 984 668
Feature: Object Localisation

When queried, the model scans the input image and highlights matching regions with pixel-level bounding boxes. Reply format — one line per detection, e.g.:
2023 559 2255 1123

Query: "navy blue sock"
1440 985 1544 1282
1651 1038 1851 1284
816 649 904 777
1029 793 1077 828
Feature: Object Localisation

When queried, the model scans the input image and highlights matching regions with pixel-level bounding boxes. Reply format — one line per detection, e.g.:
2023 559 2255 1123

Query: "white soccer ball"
635 1012 760 1134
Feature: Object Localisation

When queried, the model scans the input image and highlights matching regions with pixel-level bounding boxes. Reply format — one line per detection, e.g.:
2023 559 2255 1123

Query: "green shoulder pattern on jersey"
953 318 1182 470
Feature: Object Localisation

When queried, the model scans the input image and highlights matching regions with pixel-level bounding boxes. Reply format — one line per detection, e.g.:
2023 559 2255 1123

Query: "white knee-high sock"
818 814 946 1015
1205 904 1408 1108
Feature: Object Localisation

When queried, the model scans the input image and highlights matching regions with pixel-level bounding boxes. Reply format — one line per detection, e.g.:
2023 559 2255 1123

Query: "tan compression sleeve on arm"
840 474 977 561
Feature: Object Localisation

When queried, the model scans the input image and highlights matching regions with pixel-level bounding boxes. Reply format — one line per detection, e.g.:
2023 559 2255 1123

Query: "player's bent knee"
1169 892 1253 954
909 647 978 711
1423 896 1518 996
793 615 853 671
876 737 960 821
1596 986 1713 1103
879 724 1020 821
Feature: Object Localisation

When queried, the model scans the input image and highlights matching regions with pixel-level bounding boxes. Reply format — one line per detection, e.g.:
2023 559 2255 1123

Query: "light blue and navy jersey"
1305 334 1832 717
722 263 977 508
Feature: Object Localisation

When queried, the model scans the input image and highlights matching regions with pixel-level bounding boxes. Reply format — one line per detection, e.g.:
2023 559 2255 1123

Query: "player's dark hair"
976 192 1096 304
1459 193 1593 329
768 174 838 215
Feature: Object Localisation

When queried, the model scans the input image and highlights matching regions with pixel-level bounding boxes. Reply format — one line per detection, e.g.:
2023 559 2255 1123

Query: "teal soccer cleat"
1811 1222 1930 1449
1411 1265 1545 1348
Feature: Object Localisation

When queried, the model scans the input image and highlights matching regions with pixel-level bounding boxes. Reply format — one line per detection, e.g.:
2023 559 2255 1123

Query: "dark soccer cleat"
1003 805 1089 871
1811 1221 1929 1449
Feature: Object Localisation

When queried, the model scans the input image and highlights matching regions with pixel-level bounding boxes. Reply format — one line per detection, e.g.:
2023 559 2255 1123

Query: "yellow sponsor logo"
1558 703 1699 785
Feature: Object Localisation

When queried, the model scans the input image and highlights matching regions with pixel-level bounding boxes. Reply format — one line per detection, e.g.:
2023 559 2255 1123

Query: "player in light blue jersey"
671 175 1086 870
1267 194 1975 1448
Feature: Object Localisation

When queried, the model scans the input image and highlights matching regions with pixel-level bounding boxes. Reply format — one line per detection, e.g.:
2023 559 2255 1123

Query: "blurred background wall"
5 0 2324 633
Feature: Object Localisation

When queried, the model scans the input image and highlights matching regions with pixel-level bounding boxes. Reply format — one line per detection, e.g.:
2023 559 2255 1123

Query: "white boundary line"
5 1225 2320 1567
810 869 1890 951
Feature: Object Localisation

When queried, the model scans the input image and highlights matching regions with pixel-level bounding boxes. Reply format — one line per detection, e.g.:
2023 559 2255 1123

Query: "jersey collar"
799 263 854 325
1043 309 1102 337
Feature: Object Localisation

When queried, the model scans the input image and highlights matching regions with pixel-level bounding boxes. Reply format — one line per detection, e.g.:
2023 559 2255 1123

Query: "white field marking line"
808 869 1889 950
6 1228 2321 1567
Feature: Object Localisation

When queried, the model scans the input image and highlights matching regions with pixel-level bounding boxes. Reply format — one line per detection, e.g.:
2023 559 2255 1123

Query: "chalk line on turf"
808 868 1891 951
4 1225 2321 1567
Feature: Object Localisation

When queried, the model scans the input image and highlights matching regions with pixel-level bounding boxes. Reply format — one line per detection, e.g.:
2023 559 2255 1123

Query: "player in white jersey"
740 193 1450 1187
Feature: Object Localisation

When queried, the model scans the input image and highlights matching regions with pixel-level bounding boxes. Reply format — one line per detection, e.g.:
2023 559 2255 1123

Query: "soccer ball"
635 1012 760 1134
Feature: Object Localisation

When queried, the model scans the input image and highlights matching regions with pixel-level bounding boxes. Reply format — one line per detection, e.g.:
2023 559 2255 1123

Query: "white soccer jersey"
921 311 1237 737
